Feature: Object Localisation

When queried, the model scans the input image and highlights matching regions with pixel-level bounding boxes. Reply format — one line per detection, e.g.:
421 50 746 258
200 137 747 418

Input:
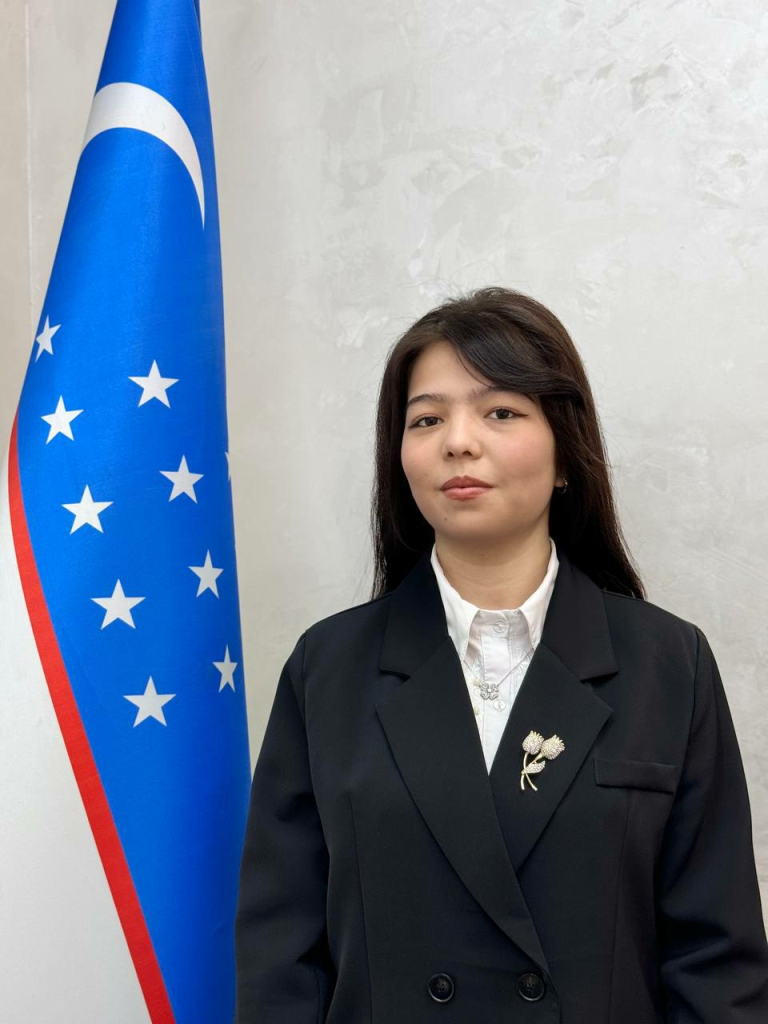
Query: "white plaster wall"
1 0 766 911
0 2 30 417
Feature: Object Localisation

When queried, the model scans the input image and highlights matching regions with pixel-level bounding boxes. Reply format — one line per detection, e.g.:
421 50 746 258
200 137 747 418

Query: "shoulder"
599 586 704 672
600 585 697 634
280 592 393 698
305 589 392 633
297 589 394 661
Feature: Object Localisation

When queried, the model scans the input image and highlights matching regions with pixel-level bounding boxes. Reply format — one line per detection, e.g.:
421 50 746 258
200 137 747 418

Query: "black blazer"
234 545 768 1022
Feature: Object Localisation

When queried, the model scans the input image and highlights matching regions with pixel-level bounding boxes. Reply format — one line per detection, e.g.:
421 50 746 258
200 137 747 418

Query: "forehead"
405 342 539 408
406 348 535 404
409 342 519 388
404 382 536 410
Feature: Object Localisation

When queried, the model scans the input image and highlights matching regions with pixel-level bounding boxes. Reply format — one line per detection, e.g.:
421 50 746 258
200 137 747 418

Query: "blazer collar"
375 539 618 977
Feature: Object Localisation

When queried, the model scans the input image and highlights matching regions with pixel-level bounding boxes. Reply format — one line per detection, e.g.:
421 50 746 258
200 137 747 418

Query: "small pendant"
479 680 499 700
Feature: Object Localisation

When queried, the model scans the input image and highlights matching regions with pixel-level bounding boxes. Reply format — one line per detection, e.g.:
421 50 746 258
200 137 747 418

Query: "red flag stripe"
7 409 175 1024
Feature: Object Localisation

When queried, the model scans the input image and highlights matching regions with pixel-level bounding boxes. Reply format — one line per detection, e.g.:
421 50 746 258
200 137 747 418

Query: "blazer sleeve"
233 630 335 1023
655 625 768 1019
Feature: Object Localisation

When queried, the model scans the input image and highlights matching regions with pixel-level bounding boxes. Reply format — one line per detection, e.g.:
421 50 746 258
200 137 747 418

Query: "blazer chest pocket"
593 755 681 794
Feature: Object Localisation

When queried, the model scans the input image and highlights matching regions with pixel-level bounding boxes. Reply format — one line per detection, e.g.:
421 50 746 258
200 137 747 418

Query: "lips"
441 475 492 490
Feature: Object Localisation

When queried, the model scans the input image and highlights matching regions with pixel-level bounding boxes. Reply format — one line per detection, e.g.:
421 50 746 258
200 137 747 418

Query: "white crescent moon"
81 81 205 227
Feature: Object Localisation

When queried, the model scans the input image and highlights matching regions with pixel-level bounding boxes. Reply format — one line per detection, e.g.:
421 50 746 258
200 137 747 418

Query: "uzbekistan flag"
0 2 251 1021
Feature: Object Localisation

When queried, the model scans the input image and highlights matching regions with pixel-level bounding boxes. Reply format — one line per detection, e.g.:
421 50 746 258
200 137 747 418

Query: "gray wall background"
1 0 766 907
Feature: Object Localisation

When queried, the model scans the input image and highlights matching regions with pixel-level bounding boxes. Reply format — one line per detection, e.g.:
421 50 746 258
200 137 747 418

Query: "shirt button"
473 706 480 715
493 622 506 633
493 699 506 710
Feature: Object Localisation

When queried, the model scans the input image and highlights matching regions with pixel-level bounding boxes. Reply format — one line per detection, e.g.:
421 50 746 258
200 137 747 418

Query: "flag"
0 1 250 1021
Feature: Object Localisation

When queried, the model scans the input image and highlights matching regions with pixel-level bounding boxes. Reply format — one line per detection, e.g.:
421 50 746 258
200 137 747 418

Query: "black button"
427 972 454 1002
517 971 545 1001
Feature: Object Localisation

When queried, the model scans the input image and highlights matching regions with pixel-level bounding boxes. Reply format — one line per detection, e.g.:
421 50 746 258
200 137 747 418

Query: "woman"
234 286 768 1022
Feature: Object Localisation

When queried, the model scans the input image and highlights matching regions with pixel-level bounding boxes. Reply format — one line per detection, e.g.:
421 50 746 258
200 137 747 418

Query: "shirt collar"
430 536 560 665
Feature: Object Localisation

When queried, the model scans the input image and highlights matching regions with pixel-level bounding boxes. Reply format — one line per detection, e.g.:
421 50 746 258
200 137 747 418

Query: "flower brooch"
521 730 565 791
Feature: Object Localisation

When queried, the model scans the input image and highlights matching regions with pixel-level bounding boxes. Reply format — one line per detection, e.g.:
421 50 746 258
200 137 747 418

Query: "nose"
442 411 481 457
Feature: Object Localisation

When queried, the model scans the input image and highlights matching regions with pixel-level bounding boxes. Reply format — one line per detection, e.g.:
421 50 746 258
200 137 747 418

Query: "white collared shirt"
430 537 560 773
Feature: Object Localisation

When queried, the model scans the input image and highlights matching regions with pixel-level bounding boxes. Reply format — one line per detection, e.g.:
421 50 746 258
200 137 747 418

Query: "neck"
434 530 552 610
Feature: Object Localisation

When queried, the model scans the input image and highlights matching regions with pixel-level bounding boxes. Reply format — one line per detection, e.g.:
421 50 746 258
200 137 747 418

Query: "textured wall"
0 1 30 422
2 0 766 910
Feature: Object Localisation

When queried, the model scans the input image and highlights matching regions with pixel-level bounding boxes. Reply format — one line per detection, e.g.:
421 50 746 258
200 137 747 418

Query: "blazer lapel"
375 541 618 975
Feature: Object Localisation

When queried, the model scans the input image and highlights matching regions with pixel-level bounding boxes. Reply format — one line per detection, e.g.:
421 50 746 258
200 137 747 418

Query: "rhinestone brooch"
520 730 565 791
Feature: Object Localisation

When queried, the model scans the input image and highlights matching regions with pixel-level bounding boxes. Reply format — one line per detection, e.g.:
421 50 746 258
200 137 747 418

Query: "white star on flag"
41 395 84 442
34 315 61 360
160 454 203 502
91 579 146 628
124 676 176 726
213 645 238 691
61 485 113 533
129 359 179 407
189 550 223 597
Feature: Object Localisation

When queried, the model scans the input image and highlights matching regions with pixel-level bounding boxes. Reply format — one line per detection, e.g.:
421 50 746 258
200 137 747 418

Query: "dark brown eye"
408 408 522 428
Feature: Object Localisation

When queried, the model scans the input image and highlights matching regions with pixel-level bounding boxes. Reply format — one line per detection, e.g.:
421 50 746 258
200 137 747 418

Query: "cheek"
401 435 429 483
497 429 554 475
400 436 414 479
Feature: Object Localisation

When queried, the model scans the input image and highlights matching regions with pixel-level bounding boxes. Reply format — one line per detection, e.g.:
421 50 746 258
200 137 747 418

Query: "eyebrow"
405 384 526 411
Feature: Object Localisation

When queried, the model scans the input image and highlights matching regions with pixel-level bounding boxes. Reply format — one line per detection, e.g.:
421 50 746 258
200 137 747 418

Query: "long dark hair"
369 285 645 600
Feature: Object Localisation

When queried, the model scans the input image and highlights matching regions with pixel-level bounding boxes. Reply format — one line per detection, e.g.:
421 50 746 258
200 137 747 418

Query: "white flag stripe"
0 437 151 1024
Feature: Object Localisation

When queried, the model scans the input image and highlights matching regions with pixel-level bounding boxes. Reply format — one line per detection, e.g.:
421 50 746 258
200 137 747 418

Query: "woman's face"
400 341 563 549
